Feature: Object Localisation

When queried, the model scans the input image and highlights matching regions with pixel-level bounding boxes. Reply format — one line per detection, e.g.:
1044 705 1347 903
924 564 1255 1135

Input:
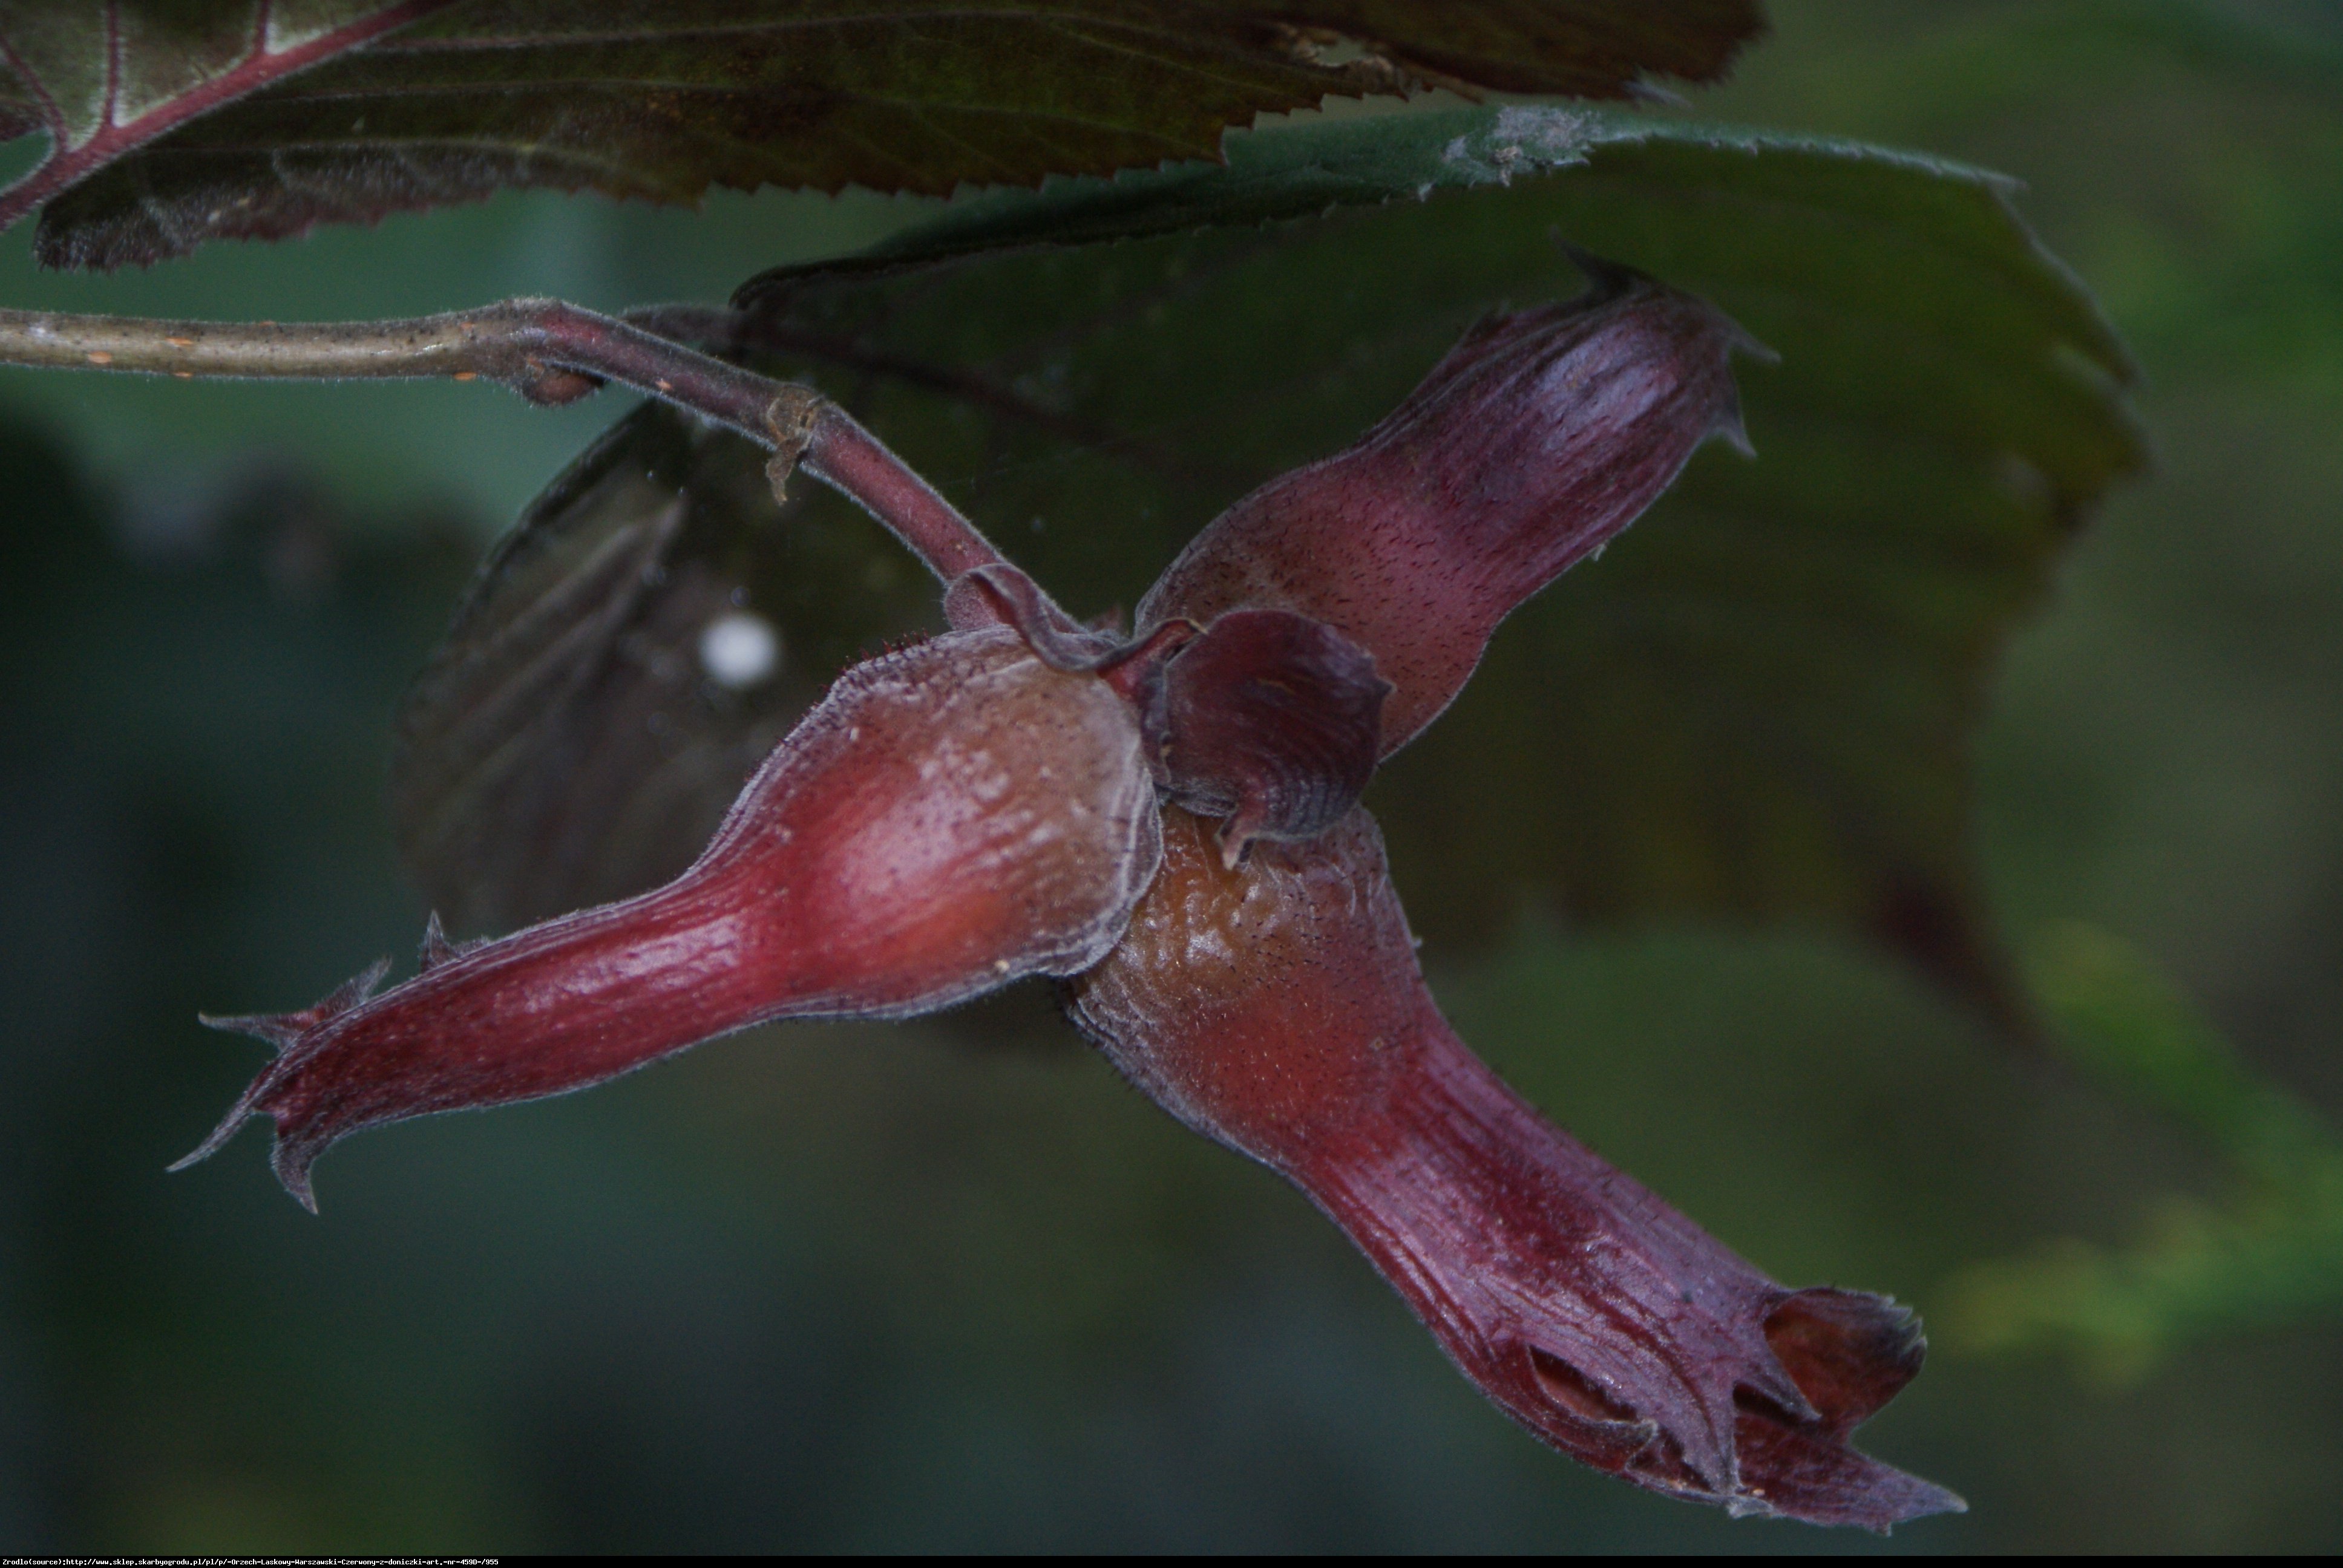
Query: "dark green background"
2 0 2339 1550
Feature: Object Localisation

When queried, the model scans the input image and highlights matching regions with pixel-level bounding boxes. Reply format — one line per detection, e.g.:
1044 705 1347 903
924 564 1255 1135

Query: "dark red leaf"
186 626 1161 1206
1138 260 1763 756
1065 805 1961 1529
7 1 1766 269
0 2 462 240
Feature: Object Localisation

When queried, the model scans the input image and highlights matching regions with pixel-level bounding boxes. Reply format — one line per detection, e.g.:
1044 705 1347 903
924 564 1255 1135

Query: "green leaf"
5 0 1763 269
1941 924 2343 1380
2024 923 2337 1183
407 103 2146 1029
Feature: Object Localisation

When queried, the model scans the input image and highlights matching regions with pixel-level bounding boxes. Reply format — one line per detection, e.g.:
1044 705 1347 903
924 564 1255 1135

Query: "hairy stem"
0 296 1006 580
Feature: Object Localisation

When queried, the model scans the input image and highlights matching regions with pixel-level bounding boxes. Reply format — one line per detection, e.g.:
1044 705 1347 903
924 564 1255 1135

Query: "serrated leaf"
413 105 2145 1025
1 0 1763 270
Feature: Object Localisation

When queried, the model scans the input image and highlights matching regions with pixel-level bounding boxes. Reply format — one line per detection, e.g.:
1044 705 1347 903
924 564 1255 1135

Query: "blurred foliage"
1 0 2342 1553
1944 923 2343 1380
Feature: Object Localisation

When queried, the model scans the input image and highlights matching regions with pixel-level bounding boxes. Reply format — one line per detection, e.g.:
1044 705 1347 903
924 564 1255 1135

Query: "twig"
0 296 1008 583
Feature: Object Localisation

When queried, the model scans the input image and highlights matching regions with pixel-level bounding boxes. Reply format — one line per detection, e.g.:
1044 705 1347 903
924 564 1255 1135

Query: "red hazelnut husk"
1067 807 1962 1530
184 626 1161 1206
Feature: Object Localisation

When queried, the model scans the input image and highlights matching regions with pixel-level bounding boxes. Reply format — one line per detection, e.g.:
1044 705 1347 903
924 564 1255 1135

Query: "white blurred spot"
700 612 781 690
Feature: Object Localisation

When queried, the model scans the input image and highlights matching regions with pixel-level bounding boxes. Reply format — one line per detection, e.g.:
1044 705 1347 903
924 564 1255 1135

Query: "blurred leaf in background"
1945 923 2343 1382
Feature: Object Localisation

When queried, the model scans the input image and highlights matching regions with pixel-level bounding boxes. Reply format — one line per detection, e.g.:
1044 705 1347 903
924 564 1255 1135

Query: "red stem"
800 405 1009 580
443 302 1015 578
